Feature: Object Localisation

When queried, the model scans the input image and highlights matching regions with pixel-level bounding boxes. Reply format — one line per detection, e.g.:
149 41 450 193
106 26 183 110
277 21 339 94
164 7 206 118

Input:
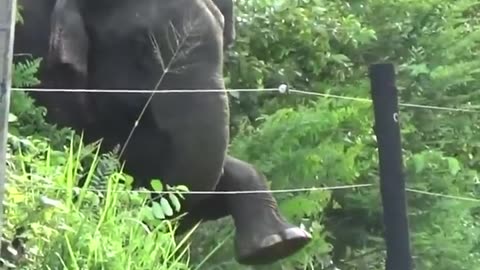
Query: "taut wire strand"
406 188 480 203
7 183 375 195
11 86 480 113
5 182 480 203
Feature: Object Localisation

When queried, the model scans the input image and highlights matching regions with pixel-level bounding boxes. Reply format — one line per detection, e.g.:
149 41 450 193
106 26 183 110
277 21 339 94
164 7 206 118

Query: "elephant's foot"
217 156 313 264
234 222 312 265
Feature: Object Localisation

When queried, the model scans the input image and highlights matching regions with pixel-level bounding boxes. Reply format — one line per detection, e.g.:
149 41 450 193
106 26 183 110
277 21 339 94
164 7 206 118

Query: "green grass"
2 131 196 269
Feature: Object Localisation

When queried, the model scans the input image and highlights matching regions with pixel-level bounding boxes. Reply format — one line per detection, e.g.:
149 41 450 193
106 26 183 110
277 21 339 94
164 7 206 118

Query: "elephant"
13 0 312 265
211 0 236 49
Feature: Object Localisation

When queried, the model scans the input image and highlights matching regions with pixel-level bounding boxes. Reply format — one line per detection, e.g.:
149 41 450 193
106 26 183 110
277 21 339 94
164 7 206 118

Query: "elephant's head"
47 0 234 86
48 0 88 80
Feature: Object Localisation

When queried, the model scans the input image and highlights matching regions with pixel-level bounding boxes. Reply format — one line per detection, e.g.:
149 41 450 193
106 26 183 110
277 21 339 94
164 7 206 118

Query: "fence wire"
406 188 480 203
6 183 375 195
5 182 480 205
5 85 480 203
12 86 480 113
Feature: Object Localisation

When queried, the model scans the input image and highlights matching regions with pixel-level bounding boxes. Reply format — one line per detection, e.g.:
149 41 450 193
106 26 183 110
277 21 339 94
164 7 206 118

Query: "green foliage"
8 0 480 269
3 132 192 269
11 58 41 88
405 150 480 269
9 56 73 149
191 0 480 269
225 0 377 134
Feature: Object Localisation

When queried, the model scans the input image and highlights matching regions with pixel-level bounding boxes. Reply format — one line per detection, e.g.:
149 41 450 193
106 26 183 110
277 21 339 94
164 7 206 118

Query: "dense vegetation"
4 0 480 269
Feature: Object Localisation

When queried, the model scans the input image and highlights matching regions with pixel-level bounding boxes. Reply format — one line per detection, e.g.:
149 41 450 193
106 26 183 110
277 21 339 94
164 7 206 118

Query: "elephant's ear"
48 0 88 77
211 0 236 50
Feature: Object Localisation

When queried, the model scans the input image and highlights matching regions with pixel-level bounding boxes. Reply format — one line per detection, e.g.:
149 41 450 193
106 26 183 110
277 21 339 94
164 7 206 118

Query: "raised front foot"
235 224 312 265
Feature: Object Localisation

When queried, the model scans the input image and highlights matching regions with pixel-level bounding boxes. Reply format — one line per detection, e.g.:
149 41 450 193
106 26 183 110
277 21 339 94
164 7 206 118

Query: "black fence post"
369 63 413 270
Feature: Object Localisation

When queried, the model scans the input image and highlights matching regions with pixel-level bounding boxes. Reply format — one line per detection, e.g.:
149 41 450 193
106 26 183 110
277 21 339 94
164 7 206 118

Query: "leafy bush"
190 0 480 269
3 132 192 269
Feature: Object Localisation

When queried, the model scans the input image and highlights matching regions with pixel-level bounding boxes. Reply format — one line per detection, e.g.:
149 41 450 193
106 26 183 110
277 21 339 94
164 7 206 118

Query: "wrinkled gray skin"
14 0 312 265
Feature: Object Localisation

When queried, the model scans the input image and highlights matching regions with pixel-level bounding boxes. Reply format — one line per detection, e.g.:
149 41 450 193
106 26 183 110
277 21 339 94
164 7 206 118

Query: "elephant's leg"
117 124 226 198
107 94 229 218
221 156 312 265
183 155 312 265
174 193 229 235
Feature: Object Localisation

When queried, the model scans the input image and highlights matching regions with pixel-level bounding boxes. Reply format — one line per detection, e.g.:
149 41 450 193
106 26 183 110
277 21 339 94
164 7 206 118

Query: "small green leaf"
40 196 63 208
8 113 17 123
331 200 342 209
151 202 165 219
150 179 163 192
412 155 425 173
160 197 174 217
140 207 155 221
168 193 182 212
446 157 461 175
174 185 189 192
229 91 240 99
330 53 351 64
123 174 134 186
